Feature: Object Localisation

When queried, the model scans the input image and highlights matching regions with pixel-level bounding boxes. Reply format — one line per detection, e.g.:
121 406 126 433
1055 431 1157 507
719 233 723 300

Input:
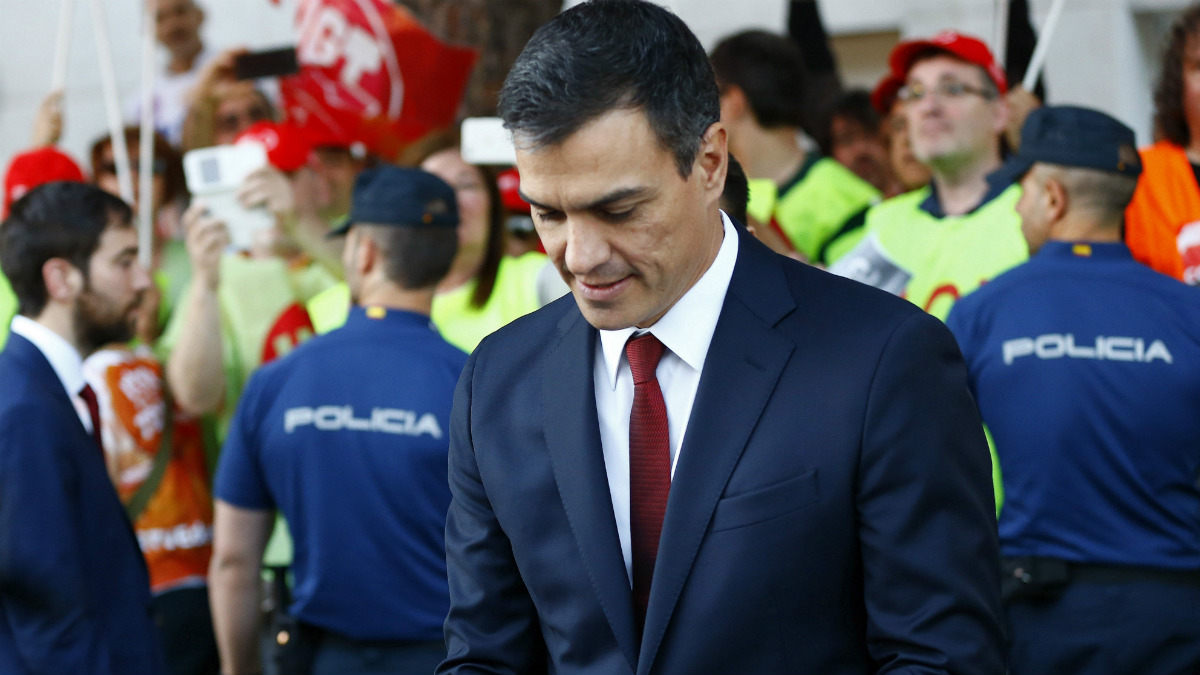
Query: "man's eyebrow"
520 186 650 212
112 245 139 261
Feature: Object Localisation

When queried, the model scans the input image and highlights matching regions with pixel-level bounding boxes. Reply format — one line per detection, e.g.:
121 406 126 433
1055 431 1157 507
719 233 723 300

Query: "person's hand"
1005 85 1042 153
189 47 248 105
183 202 231 291
32 90 64 147
238 167 295 221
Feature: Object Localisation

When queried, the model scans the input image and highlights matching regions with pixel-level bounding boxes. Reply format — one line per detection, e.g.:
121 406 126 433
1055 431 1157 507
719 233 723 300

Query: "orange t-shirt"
83 348 213 593
1125 141 1200 284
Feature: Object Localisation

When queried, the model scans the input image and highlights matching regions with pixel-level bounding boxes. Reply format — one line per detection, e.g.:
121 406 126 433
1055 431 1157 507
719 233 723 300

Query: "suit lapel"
637 230 797 672
542 307 640 670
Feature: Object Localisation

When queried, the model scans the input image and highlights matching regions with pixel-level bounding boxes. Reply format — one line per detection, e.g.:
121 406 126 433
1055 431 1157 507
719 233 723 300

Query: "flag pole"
994 0 1010 68
1023 0 1067 91
51 0 76 93
87 0 134 203
138 0 157 269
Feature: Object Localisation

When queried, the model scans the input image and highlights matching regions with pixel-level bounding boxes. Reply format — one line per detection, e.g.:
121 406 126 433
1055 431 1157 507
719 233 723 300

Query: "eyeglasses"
896 81 995 103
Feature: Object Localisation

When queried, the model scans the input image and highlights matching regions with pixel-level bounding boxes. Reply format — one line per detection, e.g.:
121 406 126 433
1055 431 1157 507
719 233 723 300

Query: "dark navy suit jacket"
0 333 164 675
440 226 1005 674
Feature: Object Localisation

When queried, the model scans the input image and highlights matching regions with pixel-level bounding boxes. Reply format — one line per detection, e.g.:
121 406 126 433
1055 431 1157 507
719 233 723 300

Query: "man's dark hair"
0 182 132 317
1153 5 1200 146
830 90 882 137
90 126 187 205
721 154 750 225
358 224 458 291
710 30 809 130
498 0 720 177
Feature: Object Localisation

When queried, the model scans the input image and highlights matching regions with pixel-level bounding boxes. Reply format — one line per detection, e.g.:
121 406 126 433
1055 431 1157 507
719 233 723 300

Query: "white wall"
568 0 1193 145
0 0 297 173
2 0 1195 174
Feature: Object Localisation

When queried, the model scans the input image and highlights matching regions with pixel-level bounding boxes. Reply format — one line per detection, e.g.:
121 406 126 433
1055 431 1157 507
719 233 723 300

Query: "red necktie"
625 332 670 629
78 384 104 455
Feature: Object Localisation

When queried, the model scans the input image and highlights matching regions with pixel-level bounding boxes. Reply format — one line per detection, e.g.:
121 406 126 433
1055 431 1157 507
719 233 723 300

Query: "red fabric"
236 121 315 172
78 384 104 455
281 0 479 161
625 333 670 629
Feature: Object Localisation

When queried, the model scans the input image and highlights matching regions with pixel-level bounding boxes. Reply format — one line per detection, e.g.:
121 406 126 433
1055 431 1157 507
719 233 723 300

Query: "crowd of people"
0 0 1198 674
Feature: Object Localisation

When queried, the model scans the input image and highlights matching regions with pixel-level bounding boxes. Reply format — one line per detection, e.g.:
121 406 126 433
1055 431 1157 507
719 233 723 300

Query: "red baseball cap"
888 30 1008 95
3 147 87 217
236 121 313 173
871 72 905 114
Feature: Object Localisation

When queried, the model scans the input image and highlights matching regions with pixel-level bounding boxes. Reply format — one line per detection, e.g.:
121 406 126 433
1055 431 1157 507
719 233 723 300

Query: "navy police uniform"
948 105 1200 675
949 243 1200 673
216 305 467 673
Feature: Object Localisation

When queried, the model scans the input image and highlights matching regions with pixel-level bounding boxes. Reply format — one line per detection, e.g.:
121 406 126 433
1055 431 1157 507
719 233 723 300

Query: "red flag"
281 0 478 160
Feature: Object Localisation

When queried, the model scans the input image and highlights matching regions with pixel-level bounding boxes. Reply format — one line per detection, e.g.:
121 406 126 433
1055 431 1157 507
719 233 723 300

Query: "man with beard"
211 167 466 675
0 181 163 675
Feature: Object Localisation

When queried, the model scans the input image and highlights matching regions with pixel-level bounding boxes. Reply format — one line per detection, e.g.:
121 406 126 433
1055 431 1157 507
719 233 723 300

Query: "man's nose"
132 262 153 292
562 219 610 277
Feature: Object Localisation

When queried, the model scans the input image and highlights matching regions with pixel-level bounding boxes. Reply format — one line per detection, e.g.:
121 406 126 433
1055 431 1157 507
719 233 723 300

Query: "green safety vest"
747 156 880 264
837 185 1028 321
0 272 15 350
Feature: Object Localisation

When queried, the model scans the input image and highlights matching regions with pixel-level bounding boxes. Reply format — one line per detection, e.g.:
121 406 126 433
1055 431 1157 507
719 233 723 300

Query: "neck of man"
1049 213 1124 245
357 281 436 318
735 125 808 187
929 150 1001 216
167 41 203 75
33 304 89 359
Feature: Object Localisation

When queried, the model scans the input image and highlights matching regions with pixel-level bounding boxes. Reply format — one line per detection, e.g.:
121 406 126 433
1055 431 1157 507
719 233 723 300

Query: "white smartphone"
183 143 274 250
461 117 516 166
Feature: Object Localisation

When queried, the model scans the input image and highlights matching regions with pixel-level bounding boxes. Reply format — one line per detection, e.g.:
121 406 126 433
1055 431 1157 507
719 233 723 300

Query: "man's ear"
1044 176 1069 224
991 93 1012 139
357 230 380 278
42 258 82 303
696 121 728 196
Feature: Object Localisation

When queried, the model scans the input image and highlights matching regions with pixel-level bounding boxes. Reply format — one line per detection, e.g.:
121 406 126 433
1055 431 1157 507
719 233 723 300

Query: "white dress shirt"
10 315 92 432
594 212 739 582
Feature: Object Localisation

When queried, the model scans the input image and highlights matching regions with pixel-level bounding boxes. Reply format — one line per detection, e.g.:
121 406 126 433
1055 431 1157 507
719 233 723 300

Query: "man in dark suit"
438 1 1005 674
0 182 164 674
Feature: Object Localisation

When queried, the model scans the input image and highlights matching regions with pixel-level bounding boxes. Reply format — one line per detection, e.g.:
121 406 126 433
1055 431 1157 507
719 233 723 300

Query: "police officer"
947 106 1200 674
209 167 467 675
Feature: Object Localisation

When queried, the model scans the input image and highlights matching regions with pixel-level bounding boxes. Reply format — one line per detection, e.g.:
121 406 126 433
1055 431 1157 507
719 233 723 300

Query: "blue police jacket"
216 305 468 640
947 241 1200 570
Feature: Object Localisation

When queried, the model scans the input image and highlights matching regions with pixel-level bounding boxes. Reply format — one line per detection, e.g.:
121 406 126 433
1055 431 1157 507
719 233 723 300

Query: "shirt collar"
1035 240 1133 261
346 304 435 330
919 167 1014 218
9 314 85 396
598 212 739 389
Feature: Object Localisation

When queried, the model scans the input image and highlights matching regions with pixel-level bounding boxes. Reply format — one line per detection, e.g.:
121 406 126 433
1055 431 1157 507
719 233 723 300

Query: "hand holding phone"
183 144 274 251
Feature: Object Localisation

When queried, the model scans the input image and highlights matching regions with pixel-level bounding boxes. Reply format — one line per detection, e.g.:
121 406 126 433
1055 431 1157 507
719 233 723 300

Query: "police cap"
1001 105 1142 181
329 166 459 236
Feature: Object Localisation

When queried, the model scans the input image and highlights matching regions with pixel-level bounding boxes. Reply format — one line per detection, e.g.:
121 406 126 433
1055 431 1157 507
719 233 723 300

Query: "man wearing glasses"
830 31 1027 322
